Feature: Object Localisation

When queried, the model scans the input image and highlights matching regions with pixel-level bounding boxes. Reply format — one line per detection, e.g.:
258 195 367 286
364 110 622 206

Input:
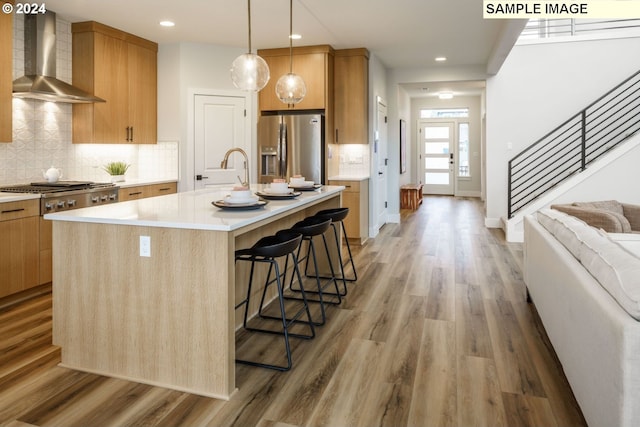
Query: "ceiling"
43 0 525 97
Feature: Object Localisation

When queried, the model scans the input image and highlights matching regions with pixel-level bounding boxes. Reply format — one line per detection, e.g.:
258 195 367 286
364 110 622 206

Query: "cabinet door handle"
130 126 134 142
1 208 25 214
126 126 130 141
335 129 339 143
158 187 171 192
129 191 143 196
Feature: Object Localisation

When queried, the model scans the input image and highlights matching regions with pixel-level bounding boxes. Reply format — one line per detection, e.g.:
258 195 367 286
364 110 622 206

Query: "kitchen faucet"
220 148 250 188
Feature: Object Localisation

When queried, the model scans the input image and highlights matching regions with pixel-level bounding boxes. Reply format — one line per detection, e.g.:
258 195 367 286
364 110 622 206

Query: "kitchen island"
45 185 344 399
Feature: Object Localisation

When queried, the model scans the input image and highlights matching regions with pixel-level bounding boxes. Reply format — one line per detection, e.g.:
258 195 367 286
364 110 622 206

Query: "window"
420 108 469 119
458 123 470 177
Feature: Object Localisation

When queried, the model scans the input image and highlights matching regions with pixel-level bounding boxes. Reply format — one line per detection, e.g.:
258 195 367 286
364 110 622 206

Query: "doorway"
372 96 388 234
419 121 455 195
193 94 248 189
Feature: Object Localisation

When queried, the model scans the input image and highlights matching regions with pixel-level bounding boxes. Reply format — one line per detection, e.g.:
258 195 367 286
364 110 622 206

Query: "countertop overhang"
44 184 345 232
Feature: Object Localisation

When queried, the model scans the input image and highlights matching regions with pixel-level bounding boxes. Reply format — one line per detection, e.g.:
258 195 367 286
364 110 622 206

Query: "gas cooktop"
0 181 115 194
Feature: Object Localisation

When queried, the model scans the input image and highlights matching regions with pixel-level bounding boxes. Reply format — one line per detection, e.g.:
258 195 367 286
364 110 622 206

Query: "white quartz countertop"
328 175 370 181
0 192 42 203
44 184 344 232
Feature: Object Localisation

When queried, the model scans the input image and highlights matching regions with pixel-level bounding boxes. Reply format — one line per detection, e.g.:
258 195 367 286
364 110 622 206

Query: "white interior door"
375 97 388 231
420 121 454 195
194 94 247 189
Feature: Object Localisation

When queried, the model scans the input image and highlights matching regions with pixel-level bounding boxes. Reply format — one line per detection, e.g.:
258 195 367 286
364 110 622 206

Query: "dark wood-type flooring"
0 196 587 426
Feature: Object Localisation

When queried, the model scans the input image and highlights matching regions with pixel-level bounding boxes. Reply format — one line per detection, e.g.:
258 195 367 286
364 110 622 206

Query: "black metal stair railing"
508 69 640 218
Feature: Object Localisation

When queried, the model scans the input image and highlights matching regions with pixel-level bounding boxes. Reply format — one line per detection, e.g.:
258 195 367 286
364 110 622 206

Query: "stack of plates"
213 195 267 210
257 188 301 200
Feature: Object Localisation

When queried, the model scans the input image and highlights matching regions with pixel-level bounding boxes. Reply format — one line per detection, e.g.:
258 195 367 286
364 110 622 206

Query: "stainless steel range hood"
12 12 105 103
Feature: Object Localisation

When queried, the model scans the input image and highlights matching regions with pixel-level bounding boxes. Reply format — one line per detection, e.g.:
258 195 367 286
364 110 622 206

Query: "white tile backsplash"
0 14 179 186
336 144 370 176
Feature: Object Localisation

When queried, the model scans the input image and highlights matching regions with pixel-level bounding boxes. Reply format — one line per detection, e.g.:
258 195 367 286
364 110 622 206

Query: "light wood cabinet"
118 182 177 202
71 21 157 144
0 200 40 298
39 217 52 286
0 2 13 143
334 48 369 144
328 179 369 245
257 45 334 112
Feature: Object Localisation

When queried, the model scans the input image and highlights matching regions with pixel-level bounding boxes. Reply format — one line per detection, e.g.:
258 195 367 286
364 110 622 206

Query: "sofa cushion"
579 228 640 320
552 204 626 233
574 200 624 215
537 208 598 259
573 200 632 233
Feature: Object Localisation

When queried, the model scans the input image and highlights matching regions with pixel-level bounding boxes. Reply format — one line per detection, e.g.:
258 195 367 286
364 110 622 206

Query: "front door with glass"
420 121 454 195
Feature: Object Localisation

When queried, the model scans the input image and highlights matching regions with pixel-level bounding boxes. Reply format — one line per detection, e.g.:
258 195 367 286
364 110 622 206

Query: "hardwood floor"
0 196 586 427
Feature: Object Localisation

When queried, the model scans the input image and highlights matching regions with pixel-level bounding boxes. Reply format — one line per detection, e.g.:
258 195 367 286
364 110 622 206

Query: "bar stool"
313 207 358 296
235 231 315 371
285 216 342 326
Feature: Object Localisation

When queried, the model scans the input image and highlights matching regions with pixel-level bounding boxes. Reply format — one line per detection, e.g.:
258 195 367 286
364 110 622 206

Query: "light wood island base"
51 189 341 399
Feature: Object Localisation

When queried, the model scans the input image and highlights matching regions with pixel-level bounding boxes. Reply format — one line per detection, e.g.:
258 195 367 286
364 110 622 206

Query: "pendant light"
230 0 270 92
275 0 306 104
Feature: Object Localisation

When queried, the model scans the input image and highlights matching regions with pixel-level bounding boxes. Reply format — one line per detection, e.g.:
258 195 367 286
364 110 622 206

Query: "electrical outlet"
140 236 151 257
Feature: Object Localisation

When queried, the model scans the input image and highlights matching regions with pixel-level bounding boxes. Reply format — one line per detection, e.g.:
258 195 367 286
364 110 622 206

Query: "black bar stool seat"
284 216 342 326
313 207 358 295
235 231 315 371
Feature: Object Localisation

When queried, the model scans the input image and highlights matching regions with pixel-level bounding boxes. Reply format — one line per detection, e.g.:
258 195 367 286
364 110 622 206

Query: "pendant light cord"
288 0 293 73
247 0 252 53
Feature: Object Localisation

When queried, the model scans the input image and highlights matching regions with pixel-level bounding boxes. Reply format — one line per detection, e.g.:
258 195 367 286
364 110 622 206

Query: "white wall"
157 43 255 191
549 141 640 205
485 36 640 225
382 80 411 221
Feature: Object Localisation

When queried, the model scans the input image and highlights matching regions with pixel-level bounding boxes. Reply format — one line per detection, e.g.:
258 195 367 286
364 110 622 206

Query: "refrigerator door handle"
280 122 287 179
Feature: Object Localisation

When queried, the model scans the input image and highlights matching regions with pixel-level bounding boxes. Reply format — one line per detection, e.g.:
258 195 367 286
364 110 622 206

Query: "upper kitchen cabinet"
71 21 157 144
0 2 12 143
257 45 334 112
334 48 369 144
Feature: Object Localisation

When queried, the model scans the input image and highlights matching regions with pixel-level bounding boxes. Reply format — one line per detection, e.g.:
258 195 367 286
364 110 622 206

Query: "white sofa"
524 208 640 427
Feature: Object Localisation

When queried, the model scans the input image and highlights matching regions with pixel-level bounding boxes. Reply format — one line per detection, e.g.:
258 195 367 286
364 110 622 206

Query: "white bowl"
228 189 252 200
225 194 257 205
269 182 289 193
289 177 305 186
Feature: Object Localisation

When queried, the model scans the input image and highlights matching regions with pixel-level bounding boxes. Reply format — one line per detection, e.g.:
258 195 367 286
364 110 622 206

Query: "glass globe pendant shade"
275 72 306 104
230 53 270 92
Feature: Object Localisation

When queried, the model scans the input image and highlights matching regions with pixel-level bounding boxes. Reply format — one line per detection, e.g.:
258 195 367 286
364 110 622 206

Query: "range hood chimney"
12 12 105 103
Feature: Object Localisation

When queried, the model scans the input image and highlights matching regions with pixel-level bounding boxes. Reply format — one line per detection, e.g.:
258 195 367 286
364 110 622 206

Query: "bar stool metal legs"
234 232 315 371
313 208 358 297
286 217 342 326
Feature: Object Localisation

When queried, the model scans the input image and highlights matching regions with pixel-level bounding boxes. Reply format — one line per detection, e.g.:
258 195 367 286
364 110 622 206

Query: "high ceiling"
43 0 525 96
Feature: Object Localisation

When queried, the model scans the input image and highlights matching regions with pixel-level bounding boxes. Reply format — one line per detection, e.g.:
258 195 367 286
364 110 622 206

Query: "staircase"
505 69 640 241
0 291 61 390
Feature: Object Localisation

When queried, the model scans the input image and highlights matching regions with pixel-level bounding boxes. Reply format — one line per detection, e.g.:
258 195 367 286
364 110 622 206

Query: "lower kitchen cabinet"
0 200 40 298
328 179 369 245
39 217 52 285
118 181 177 201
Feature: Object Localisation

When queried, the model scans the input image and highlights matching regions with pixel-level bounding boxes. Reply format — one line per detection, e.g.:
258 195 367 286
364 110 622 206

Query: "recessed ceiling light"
290 34 302 40
435 56 447 62
160 20 175 27
438 92 453 99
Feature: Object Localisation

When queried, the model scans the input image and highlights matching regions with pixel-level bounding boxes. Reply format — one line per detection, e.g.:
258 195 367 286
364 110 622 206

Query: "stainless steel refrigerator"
258 112 325 184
